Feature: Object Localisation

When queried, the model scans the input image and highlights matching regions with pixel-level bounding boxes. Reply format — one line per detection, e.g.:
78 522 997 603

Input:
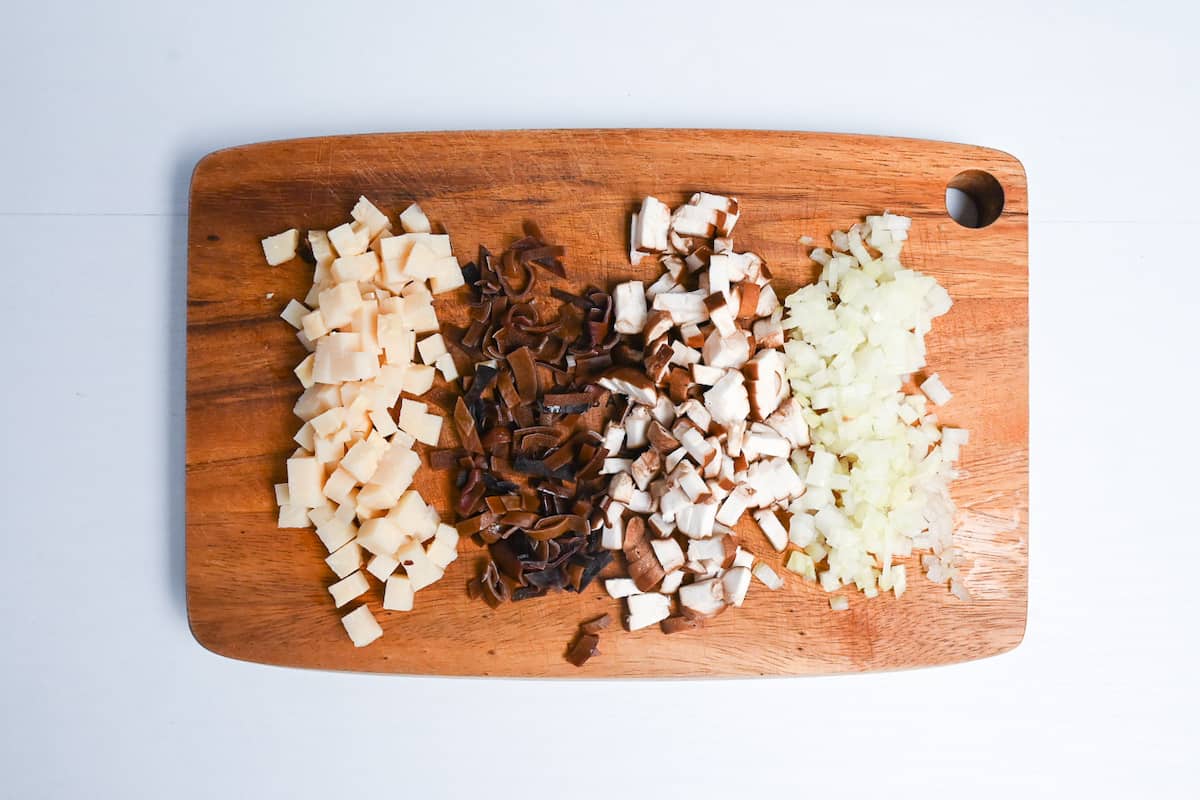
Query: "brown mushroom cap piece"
566 632 600 667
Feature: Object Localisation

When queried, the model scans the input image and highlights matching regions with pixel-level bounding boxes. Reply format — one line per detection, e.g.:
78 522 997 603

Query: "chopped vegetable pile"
269 197 465 647
262 192 970 658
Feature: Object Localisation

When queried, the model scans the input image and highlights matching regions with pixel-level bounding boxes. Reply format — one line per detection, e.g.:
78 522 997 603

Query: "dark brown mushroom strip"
507 347 539 403
480 427 512 459
456 470 487 517
497 247 535 301
575 550 612 592
566 561 588 591
542 444 576 473
456 512 498 536
526 514 590 541
496 371 520 409
449 224 628 623
517 432 558 452
565 633 600 667
480 562 511 609
576 444 609 483
525 567 567 590
581 613 613 634
534 335 568 364
499 510 540 528
512 585 550 602
488 540 526 585
453 397 484 454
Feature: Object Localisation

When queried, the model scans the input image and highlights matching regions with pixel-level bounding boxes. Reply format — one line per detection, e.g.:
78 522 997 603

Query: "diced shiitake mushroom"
598 194 809 626
626 592 671 631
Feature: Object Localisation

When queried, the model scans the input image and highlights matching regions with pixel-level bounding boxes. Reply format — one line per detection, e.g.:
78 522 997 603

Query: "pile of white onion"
780 213 970 603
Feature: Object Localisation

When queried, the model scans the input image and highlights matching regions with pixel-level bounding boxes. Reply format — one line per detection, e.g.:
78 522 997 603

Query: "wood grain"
186 130 1027 677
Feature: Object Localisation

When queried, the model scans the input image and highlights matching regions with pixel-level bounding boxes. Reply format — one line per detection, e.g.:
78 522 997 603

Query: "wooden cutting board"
187 130 1027 677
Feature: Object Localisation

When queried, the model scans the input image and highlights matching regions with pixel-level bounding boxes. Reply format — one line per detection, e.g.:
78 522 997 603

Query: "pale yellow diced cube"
360 446 420 509
397 411 442 446
313 434 345 467
296 329 316 353
351 196 392 238
356 505 386 523
400 363 435 395
304 284 322 308
426 539 458 569
378 295 406 316
286 455 325 508
367 553 400 582
301 309 329 341
322 467 357 505
294 384 340 421
429 258 466 294
325 540 363 580
357 517 406 557
329 571 370 608
383 575 414 611
417 333 447 365
369 408 398 438
377 363 406 395
350 301 380 355
312 514 356 553
402 299 439 335
294 354 315 388
385 489 427 535
395 539 443 591
328 220 370 257
402 241 440 281
334 501 358 525
434 352 459 382
397 399 427 431
262 229 300 266
340 605 383 647
277 504 311 528
398 203 431 234
317 282 362 329
293 422 315 451
308 230 336 265
308 501 337 526
310 407 345 438
341 438 383 483
434 523 460 549
331 251 380 284
274 483 291 507
416 503 441 542
280 299 310 329
339 380 362 407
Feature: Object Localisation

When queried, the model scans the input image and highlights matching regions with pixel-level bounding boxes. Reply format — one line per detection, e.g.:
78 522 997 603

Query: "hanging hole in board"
945 169 1004 229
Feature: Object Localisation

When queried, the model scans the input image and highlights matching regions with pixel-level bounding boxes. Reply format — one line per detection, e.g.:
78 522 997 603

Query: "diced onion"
781 213 968 599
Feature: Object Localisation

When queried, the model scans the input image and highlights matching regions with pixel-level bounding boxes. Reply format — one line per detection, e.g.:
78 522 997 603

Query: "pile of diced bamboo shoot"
264 197 464 647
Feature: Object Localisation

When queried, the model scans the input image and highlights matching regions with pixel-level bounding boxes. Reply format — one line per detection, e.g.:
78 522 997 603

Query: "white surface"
2 0 1198 797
